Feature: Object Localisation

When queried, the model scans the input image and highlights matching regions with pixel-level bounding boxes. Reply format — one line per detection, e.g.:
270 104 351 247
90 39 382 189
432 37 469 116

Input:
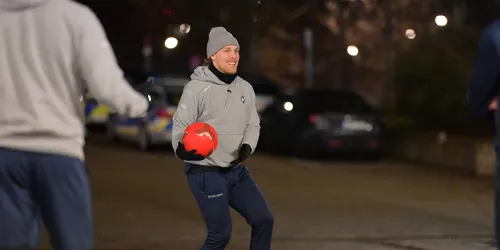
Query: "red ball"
182 122 218 157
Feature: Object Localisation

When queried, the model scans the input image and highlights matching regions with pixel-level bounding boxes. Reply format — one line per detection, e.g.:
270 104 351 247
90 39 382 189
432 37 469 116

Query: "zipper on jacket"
224 87 231 110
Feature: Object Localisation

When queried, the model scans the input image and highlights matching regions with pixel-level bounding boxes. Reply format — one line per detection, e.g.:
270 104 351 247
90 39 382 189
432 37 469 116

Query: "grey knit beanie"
206 27 240 58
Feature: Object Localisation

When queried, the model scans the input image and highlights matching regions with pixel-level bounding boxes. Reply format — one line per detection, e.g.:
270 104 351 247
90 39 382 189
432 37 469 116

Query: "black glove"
230 144 252 165
175 142 205 161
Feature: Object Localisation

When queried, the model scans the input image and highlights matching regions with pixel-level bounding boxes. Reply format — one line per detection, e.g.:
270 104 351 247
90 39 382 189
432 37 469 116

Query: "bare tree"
318 0 443 105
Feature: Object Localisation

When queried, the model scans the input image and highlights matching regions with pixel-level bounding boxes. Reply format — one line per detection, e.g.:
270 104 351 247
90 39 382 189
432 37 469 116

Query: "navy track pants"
0 148 93 250
186 163 274 250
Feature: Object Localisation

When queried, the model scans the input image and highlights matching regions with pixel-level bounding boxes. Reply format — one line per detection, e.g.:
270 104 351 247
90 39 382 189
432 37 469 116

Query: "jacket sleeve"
172 84 200 153
468 22 500 117
76 7 148 117
242 87 260 153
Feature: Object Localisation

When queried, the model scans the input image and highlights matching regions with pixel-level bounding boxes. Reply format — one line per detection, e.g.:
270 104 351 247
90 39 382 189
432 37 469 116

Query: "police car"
104 73 280 151
82 90 111 125
83 70 149 125
105 77 186 151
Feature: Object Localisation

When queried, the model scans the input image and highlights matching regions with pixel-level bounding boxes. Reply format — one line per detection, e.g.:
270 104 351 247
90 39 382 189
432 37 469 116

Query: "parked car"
258 89 386 158
239 72 280 114
83 70 150 125
150 72 280 114
151 73 190 87
105 79 186 151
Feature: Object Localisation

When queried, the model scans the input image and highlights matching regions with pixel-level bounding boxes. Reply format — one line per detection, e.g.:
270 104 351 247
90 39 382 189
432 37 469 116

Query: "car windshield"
123 70 150 86
253 83 279 95
163 86 183 106
165 92 181 106
300 91 374 114
238 73 279 95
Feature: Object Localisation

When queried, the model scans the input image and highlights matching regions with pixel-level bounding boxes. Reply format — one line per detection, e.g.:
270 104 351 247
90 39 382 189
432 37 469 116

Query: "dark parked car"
238 73 280 113
259 89 386 158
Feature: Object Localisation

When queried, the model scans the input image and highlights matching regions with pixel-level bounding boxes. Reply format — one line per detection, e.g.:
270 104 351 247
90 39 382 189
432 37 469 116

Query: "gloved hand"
175 142 205 161
230 144 252 165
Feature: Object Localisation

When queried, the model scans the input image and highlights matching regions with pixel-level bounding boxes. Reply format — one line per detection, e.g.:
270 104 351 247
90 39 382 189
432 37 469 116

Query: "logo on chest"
241 96 245 103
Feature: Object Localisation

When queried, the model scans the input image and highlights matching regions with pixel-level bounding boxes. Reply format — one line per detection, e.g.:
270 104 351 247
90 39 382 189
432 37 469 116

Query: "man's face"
211 45 240 74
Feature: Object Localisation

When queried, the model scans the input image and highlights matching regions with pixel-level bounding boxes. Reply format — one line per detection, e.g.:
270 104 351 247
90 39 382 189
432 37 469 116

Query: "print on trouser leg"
0 149 40 250
229 166 274 250
187 172 232 250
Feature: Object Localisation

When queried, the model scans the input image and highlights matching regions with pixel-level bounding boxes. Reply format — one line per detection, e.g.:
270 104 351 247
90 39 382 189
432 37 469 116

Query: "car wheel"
138 126 151 152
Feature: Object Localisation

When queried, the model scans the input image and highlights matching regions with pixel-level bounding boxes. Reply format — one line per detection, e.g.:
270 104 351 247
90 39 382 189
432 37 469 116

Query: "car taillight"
309 114 319 123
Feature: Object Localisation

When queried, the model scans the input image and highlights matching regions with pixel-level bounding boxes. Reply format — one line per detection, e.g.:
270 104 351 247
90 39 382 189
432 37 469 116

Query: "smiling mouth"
228 62 237 67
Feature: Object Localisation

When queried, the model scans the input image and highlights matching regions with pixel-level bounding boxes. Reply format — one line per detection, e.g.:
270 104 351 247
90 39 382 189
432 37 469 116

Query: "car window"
253 83 279 96
142 88 164 111
162 86 184 106
133 84 150 94
165 92 182 106
238 73 279 96
145 91 162 102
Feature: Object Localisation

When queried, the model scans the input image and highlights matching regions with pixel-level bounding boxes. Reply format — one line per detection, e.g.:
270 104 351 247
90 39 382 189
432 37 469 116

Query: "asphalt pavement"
37 133 497 250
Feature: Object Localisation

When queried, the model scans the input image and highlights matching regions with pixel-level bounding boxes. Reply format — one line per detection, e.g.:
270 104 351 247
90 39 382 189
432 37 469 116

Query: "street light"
179 24 191 34
347 45 358 56
164 37 178 49
283 102 294 111
405 29 416 39
435 15 448 27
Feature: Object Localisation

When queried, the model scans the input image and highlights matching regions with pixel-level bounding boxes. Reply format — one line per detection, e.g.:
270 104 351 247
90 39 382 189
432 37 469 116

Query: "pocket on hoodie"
213 134 244 162
234 104 250 132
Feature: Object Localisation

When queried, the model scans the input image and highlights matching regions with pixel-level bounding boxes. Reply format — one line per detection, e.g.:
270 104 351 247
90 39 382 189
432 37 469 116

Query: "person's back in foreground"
172 27 274 250
0 0 148 249
468 19 500 250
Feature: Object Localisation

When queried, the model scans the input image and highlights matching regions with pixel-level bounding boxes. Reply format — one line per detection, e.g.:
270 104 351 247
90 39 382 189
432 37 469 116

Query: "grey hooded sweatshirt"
172 66 260 167
0 0 148 160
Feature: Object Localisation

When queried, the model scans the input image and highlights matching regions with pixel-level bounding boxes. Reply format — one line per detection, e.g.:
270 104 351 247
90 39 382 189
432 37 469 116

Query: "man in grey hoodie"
172 27 274 250
0 0 148 249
